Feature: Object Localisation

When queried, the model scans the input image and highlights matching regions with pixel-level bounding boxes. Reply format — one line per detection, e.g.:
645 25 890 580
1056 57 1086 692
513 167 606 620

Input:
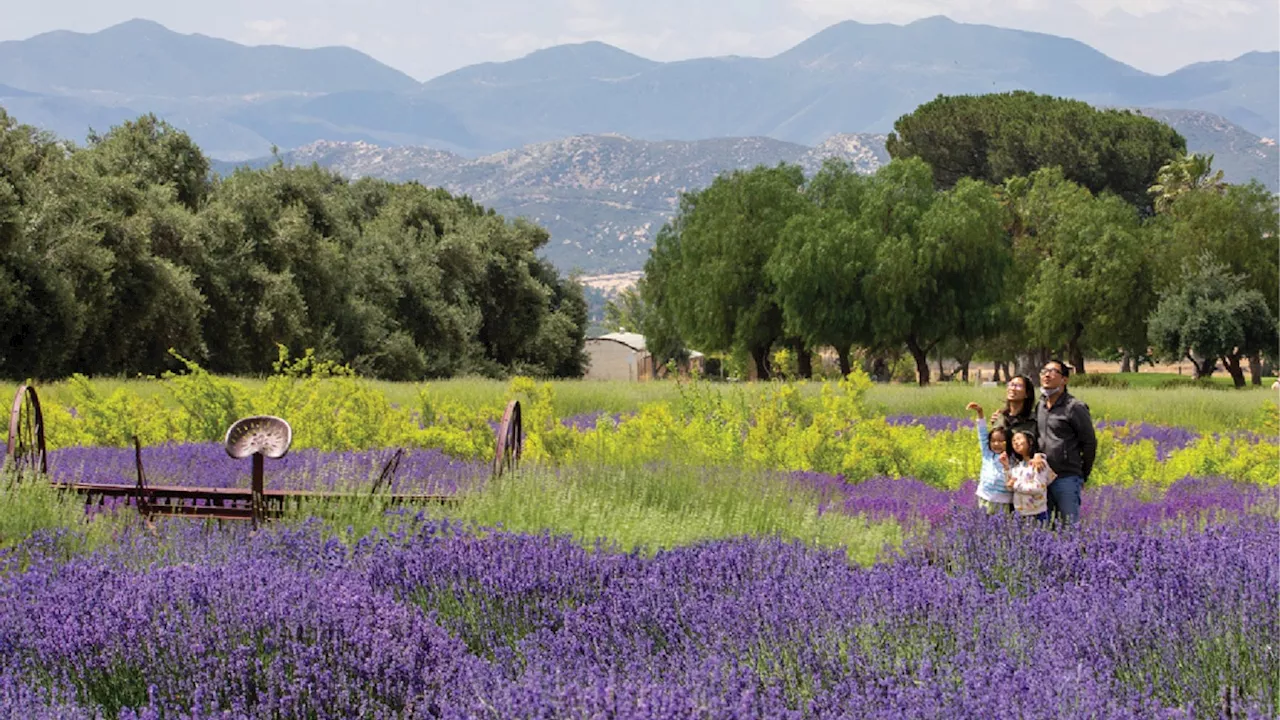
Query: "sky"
2 0 1276 79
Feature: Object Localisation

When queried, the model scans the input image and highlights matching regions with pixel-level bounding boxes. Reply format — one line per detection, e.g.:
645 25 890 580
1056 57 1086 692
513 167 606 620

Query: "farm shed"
583 332 704 381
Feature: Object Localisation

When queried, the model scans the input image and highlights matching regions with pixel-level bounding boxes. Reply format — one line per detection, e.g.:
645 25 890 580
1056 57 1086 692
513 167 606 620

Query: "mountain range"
1 17 1276 275
0 17 1275 160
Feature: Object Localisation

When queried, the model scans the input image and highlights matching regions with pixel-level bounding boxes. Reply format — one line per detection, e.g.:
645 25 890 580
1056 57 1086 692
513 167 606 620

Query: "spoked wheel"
493 400 523 478
6 384 47 477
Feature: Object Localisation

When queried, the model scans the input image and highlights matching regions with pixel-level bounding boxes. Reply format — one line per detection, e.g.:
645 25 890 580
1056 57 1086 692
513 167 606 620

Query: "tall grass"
25 374 1274 433
0 471 128 559
420 464 902 566
274 463 901 565
867 384 1277 432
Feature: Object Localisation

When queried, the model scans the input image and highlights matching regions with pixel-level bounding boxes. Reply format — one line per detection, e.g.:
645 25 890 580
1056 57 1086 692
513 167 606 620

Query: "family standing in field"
968 360 1097 524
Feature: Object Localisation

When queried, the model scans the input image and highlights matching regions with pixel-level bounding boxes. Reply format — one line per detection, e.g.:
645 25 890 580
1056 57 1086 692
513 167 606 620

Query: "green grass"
286 463 903 566
23 372 1277 434
0 471 129 560
864 382 1276 432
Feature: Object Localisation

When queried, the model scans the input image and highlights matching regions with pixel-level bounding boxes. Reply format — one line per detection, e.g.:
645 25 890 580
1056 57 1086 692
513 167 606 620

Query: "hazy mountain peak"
0 19 421 96
426 39 657 87
99 18 172 36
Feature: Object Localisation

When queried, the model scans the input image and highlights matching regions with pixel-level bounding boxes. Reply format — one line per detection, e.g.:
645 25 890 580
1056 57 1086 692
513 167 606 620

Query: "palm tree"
1148 153 1227 213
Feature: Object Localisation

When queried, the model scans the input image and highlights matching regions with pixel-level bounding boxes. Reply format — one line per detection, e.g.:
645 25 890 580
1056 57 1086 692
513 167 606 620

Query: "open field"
25 373 1279 432
1 371 1276 718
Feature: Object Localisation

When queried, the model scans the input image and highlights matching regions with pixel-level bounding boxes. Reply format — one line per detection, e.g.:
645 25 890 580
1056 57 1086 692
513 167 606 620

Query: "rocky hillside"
217 109 1275 274
222 133 890 272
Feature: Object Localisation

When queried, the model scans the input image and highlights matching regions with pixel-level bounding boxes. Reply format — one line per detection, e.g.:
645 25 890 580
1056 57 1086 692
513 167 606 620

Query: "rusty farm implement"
4 383 523 526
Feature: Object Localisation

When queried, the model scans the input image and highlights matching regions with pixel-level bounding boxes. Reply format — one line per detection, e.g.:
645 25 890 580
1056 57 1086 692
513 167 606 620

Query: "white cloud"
789 0 960 22
565 16 622 34
243 18 289 44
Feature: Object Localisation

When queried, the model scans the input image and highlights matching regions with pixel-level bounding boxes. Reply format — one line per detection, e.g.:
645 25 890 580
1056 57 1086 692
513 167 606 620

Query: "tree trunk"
906 336 931 387
837 346 852 377
871 356 889 383
1120 352 1131 373
751 346 771 381
1248 350 1263 386
1018 351 1043 380
1187 351 1213 379
1067 323 1086 375
960 359 970 383
796 346 813 380
1223 354 1247 388
937 352 946 382
993 361 1004 383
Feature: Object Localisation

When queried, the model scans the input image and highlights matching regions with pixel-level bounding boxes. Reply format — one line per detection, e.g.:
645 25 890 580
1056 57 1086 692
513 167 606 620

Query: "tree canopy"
1148 255 1278 387
885 91 1186 210
0 110 587 380
639 95 1276 386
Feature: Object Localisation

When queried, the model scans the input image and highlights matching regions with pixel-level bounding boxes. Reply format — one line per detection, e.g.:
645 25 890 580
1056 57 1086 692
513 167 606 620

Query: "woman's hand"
989 411 1001 427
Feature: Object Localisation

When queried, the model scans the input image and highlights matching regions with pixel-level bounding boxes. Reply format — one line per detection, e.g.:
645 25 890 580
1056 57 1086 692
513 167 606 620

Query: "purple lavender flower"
1097 420 1201 460
1 514 1272 718
884 414 976 433
48 443 486 494
560 411 634 432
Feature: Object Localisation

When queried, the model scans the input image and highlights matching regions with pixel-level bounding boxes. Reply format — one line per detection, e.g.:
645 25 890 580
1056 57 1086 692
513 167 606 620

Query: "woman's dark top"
993 407 1038 444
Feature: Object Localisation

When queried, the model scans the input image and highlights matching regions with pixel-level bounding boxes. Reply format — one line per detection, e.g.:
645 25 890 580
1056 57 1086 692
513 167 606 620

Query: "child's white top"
1009 456 1054 516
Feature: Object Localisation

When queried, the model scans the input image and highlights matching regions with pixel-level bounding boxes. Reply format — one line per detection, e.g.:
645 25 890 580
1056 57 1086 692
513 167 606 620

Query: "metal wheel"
493 400 523 478
6 384 47 476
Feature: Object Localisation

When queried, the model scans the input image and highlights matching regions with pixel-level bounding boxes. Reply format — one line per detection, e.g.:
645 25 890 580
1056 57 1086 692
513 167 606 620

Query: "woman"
989 374 1037 441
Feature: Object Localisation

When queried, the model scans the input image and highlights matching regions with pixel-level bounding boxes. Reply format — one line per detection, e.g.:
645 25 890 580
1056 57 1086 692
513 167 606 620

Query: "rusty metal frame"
492 400 523 478
14 384 515 522
6 384 47 476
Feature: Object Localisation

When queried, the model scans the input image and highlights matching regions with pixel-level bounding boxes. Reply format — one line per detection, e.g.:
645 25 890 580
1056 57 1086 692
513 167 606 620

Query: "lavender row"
47 443 486 494
786 472 1278 528
1 513 1274 719
885 413 1272 460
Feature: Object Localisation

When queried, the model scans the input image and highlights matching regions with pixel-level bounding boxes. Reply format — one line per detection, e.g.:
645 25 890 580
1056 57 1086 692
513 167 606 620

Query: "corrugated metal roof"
594 332 647 351
589 332 703 358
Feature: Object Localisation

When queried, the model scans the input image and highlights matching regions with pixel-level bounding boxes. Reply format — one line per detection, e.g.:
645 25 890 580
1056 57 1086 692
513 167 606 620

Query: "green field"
23 373 1277 434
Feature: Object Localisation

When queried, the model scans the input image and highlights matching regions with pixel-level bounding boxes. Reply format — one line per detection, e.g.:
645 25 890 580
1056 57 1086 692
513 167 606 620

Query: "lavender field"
2 377 1278 718
0 501 1274 718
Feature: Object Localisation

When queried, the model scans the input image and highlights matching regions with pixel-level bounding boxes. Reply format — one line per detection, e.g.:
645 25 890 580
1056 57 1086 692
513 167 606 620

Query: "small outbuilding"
583 332 703 381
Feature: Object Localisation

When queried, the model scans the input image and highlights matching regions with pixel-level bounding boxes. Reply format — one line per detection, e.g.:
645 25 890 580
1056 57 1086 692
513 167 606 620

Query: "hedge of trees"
634 92 1278 387
0 111 588 381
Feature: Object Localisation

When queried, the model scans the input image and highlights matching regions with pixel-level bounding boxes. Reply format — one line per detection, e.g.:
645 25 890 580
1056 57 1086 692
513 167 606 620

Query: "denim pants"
1047 475 1083 524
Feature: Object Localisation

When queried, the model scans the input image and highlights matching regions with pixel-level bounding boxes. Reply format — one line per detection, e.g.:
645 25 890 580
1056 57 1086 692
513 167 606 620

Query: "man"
1036 360 1096 524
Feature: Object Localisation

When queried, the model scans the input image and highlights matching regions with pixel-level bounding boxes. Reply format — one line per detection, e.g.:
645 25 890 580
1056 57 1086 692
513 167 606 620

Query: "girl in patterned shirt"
1000 430 1055 523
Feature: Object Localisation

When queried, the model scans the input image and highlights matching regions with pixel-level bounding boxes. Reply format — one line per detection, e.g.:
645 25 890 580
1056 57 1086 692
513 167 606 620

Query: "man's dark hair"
1044 359 1071 378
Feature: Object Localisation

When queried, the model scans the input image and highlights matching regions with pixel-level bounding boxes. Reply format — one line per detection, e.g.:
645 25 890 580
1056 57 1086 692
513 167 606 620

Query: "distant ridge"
0 16 1274 160
212 113 1275 274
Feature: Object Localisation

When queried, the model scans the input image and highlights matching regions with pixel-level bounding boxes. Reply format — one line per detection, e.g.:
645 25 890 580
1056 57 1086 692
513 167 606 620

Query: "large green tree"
862 159 1011 385
1149 255 1279 387
645 164 808 379
1148 178 1279 384
768 161 873 376
886 91 1186 210
0 110 85 378
0 109 588 380
1003 168 1156 374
